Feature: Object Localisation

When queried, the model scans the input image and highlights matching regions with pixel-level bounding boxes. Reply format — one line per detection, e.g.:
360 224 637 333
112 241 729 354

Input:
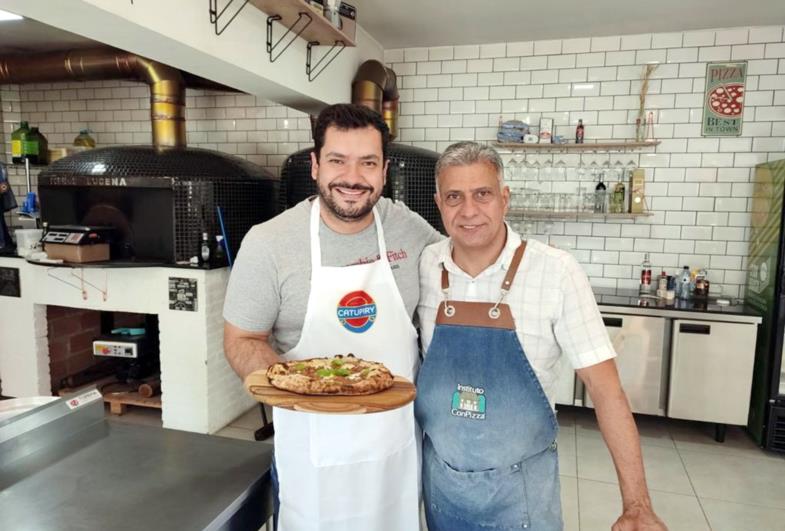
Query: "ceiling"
0 17 94 54
352 0 785 48
0 2 783 56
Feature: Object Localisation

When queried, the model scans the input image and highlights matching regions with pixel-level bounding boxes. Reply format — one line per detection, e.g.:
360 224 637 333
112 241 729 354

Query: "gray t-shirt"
223 197 443 354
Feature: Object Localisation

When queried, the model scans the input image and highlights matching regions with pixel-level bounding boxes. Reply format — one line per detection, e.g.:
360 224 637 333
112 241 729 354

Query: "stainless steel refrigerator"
746 158 785 452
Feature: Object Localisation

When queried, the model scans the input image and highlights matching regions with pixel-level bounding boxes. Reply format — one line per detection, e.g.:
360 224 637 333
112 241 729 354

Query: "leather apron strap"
437 243 526 330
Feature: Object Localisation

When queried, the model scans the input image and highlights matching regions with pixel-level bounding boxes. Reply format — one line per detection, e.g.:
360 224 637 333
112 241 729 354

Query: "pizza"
266 354 394 395
707 83 743 117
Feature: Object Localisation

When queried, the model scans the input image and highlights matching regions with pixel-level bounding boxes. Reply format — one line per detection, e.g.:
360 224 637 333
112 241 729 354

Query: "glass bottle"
11 121 30 164
213 235 226 267
575 119 584 144
593 173 607 213
199 232 211 266
678 266 691 300
73 129 96 148
610 175 626 213
639 253 652 293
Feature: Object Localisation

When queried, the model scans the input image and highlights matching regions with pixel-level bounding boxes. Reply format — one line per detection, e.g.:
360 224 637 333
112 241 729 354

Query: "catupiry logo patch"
451 384 486 420
337 290 377 333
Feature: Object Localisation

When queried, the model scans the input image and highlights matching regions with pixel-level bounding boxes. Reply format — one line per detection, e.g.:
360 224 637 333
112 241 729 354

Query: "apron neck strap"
310 197 385 270
441 242 527 293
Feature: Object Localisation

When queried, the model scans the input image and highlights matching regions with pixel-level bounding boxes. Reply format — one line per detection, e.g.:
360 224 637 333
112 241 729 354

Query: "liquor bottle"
639 253 652 293
575 119 584 144
199 232 211 266
11 121 30 164
593 175 607 213
610 177 626 213
656 270 668 298
694 268 710 298
213 235 226 267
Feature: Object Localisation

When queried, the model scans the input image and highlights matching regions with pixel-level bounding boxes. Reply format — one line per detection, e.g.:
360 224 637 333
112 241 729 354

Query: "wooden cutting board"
244 372 416 415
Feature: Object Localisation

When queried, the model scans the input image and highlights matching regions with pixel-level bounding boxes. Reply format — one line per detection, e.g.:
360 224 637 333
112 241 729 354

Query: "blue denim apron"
415 243 562 531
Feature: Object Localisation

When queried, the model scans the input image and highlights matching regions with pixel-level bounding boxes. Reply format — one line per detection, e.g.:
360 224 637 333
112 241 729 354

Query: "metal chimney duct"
352 60 399 140
0 48 190 148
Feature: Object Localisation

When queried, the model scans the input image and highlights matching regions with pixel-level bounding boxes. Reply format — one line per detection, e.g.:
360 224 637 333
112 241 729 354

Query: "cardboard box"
630 169 646 213
45 243 109 263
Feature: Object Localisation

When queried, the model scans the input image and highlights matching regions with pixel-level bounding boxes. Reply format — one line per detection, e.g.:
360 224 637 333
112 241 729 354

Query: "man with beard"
223 104 442 531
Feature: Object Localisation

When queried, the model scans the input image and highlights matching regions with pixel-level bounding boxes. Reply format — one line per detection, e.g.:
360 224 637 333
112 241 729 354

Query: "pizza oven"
38 146 279 265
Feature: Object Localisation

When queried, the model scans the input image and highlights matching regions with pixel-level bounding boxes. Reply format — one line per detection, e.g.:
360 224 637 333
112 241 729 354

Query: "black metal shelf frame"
208 0 250 36
208 0 346 81
306 40 346 82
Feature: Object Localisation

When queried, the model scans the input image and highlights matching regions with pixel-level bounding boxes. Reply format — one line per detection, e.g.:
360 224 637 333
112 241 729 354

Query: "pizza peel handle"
244 372 416 415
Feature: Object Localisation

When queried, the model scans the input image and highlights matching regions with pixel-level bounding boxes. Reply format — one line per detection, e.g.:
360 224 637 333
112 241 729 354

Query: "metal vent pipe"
0 48 192 149
351 60 399 140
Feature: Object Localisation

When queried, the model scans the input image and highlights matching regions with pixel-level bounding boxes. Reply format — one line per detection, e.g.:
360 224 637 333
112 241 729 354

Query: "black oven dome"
38 146 280 265
41 146 273 181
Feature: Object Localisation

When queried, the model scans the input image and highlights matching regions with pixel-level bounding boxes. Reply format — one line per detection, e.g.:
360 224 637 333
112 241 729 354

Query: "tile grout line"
671 429 713 529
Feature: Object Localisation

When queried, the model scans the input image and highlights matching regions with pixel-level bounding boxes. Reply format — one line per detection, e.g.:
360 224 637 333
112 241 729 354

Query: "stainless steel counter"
0 395 273 531
594 288 762 324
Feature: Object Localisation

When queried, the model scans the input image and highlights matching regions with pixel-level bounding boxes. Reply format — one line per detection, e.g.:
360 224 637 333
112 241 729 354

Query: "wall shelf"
251 0 355 47
208 0 355 81
507 209 654 221
494 141 660 152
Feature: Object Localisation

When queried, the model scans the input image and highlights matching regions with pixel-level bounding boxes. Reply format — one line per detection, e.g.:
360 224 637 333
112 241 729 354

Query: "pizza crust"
266 354 395 395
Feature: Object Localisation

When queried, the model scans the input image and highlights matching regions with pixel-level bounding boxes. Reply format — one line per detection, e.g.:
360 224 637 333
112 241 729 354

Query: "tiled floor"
113 404 785 530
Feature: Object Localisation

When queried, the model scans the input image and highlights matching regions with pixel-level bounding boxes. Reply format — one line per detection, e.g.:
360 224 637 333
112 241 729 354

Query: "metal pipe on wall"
352 60 399 140
0 48 209 149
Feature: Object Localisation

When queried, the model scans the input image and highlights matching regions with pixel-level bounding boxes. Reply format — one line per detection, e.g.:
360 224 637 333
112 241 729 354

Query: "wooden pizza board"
244 372 416 415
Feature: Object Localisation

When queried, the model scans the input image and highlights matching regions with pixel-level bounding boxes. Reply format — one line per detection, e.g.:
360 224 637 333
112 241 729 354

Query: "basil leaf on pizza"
266 354 394 395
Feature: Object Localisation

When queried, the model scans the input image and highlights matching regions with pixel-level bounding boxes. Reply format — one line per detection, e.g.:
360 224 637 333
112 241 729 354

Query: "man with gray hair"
415 141 665 530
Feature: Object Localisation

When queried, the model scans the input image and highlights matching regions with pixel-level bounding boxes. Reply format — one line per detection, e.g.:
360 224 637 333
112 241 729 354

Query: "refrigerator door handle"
679 323 711 335
603 316 623 327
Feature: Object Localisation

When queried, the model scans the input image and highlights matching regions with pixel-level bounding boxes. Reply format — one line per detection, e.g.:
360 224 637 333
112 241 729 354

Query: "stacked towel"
497 120 529 143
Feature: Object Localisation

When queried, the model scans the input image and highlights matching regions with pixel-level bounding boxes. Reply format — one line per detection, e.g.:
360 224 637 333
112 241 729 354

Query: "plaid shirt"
417 225 616 406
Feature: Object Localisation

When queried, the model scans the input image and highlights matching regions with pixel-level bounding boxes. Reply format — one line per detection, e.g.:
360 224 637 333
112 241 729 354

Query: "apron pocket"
423 449 530 529
309 404 414 467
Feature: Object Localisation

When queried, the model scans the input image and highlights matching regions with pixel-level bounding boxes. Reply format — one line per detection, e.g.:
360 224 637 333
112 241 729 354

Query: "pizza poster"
702 62 747 137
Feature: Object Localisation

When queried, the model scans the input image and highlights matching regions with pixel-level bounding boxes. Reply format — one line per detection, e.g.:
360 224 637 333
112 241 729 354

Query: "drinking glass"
542 158 553 181
527 158 541 183
555 158 567 180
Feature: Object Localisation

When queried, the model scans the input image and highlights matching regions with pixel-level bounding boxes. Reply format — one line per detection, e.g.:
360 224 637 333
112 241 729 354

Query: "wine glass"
543 220 555 246
507 154 521 182
555 157 567 180
614 159 625 182
527 158 541 184
576 156 587 181
542 157 553 181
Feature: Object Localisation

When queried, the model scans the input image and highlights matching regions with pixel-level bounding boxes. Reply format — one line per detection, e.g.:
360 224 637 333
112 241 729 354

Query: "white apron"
273 198 420 531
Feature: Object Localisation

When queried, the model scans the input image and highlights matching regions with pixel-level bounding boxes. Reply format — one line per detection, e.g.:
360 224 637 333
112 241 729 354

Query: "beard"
317 180 382 222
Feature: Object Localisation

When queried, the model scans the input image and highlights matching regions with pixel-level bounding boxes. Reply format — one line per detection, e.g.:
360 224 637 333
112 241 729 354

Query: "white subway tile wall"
0 80 313 230
0 80 313 188
385 25 785 298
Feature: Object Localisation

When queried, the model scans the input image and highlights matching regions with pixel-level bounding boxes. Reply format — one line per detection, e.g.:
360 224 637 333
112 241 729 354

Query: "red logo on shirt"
337 290 377 333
